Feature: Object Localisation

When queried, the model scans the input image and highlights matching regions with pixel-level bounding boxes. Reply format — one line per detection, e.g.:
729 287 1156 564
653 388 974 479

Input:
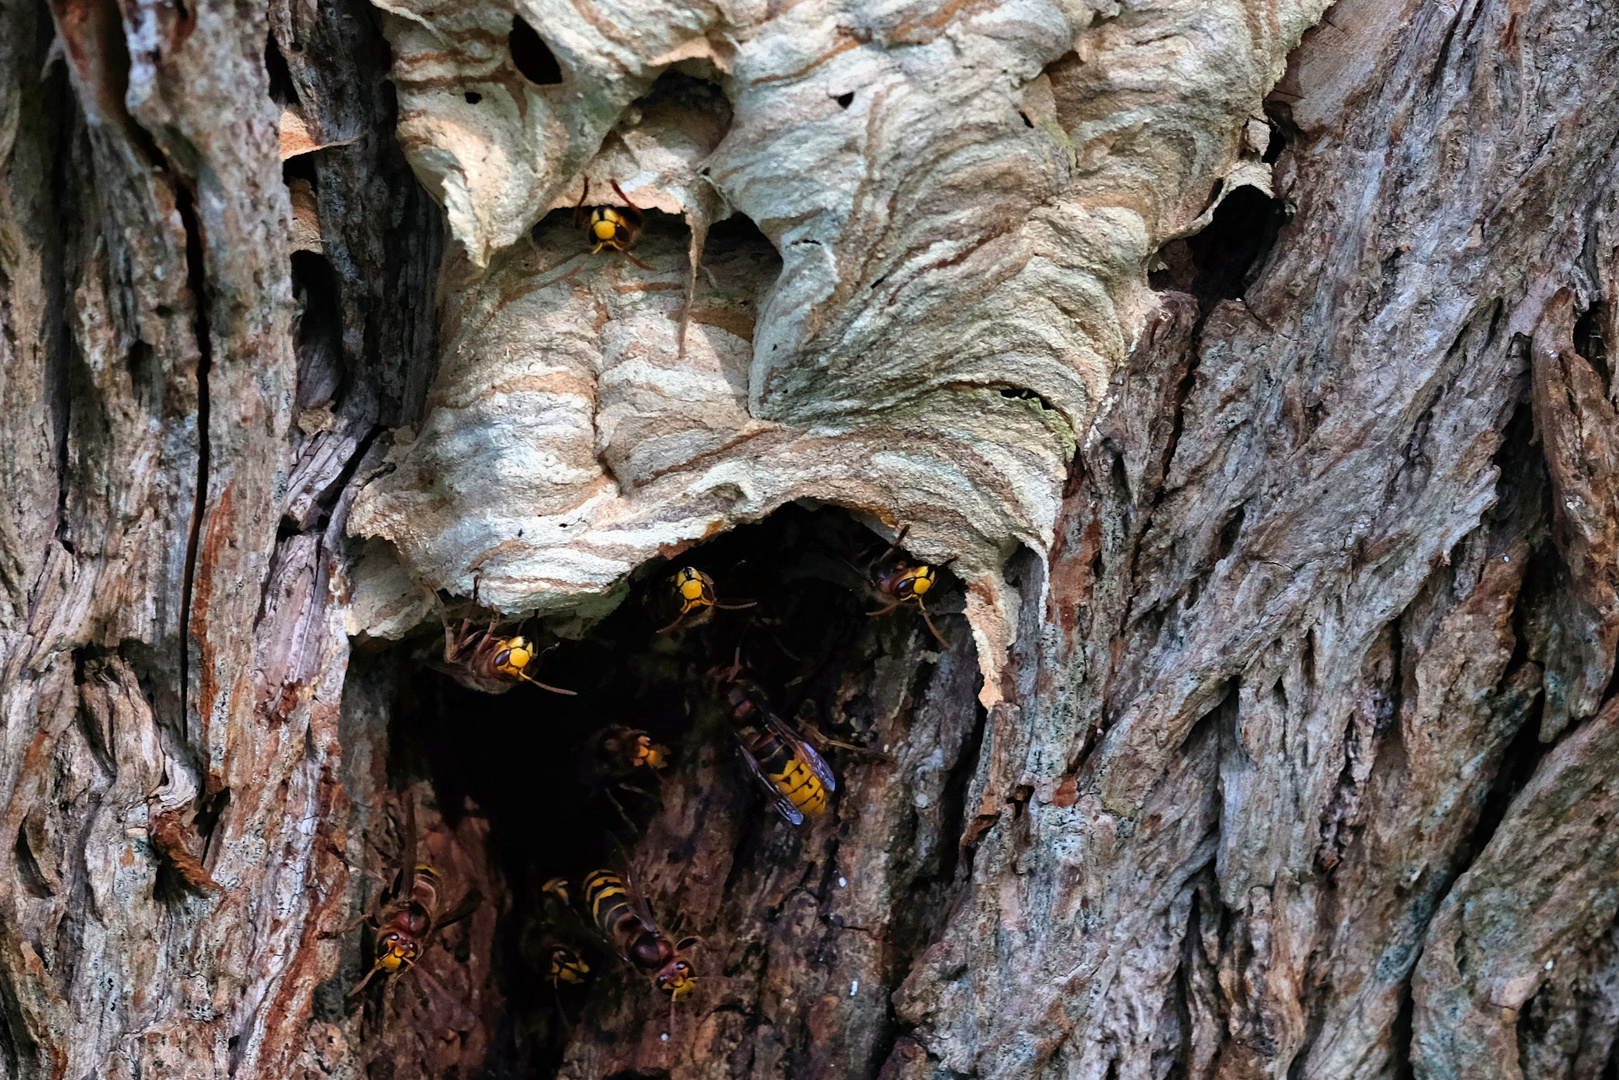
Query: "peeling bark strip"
2 0 1619 1079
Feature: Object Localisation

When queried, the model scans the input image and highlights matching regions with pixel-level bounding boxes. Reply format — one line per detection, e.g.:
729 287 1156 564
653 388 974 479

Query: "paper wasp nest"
349 0 1326 694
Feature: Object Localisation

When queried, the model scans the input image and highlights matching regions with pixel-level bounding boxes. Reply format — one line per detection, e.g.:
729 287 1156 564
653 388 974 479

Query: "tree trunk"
2 0 1617 1077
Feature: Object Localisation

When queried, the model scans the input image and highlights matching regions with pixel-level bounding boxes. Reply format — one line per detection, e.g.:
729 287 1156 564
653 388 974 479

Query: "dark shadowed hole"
281 148 316 188
836 91 854 108
1574 301 1611 395
1261 119 1286 164
998 385 1057 412
1263 99 1299 165
194 787 231 843
509 15 563 85
384 504 967 1076
1187 185 1288 301
0 956 39 1079
291 250 345 411
1151 186 1289 306
1149 239 1195 296
152 855 195 905
1389 978 1416 1080
1215 502 1246 562
700 211 779 272
1458 710 1545 876
464 91 482 104
265 33 299 106
13 827 52 899
123 341 161 413
1258 98 1299 167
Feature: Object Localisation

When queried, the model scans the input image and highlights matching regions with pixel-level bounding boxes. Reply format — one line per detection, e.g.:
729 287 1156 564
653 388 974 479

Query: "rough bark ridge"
0 0 1616 1079
889 4 1619 1077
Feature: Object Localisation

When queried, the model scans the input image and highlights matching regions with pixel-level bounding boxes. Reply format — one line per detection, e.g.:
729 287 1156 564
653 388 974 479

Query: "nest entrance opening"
377 503 967 1074
509 16 563 86
1151 184 1289 304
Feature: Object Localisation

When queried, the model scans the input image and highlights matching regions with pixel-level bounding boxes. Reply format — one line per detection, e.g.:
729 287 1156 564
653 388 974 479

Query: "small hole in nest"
465 91 482 105
1018 110 1034 128
510 15 564 85
836 91 854 109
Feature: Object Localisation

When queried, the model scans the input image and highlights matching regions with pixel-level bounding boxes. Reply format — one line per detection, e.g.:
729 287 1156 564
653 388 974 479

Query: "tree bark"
1 0 1617 1079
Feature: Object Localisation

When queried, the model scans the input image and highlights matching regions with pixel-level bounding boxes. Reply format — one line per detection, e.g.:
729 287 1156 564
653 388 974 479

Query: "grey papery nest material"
347 0 1319 700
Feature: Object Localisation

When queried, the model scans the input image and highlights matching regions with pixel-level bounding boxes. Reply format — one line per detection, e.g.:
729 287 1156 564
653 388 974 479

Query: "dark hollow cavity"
360 504 971 1076
510 16 564 85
